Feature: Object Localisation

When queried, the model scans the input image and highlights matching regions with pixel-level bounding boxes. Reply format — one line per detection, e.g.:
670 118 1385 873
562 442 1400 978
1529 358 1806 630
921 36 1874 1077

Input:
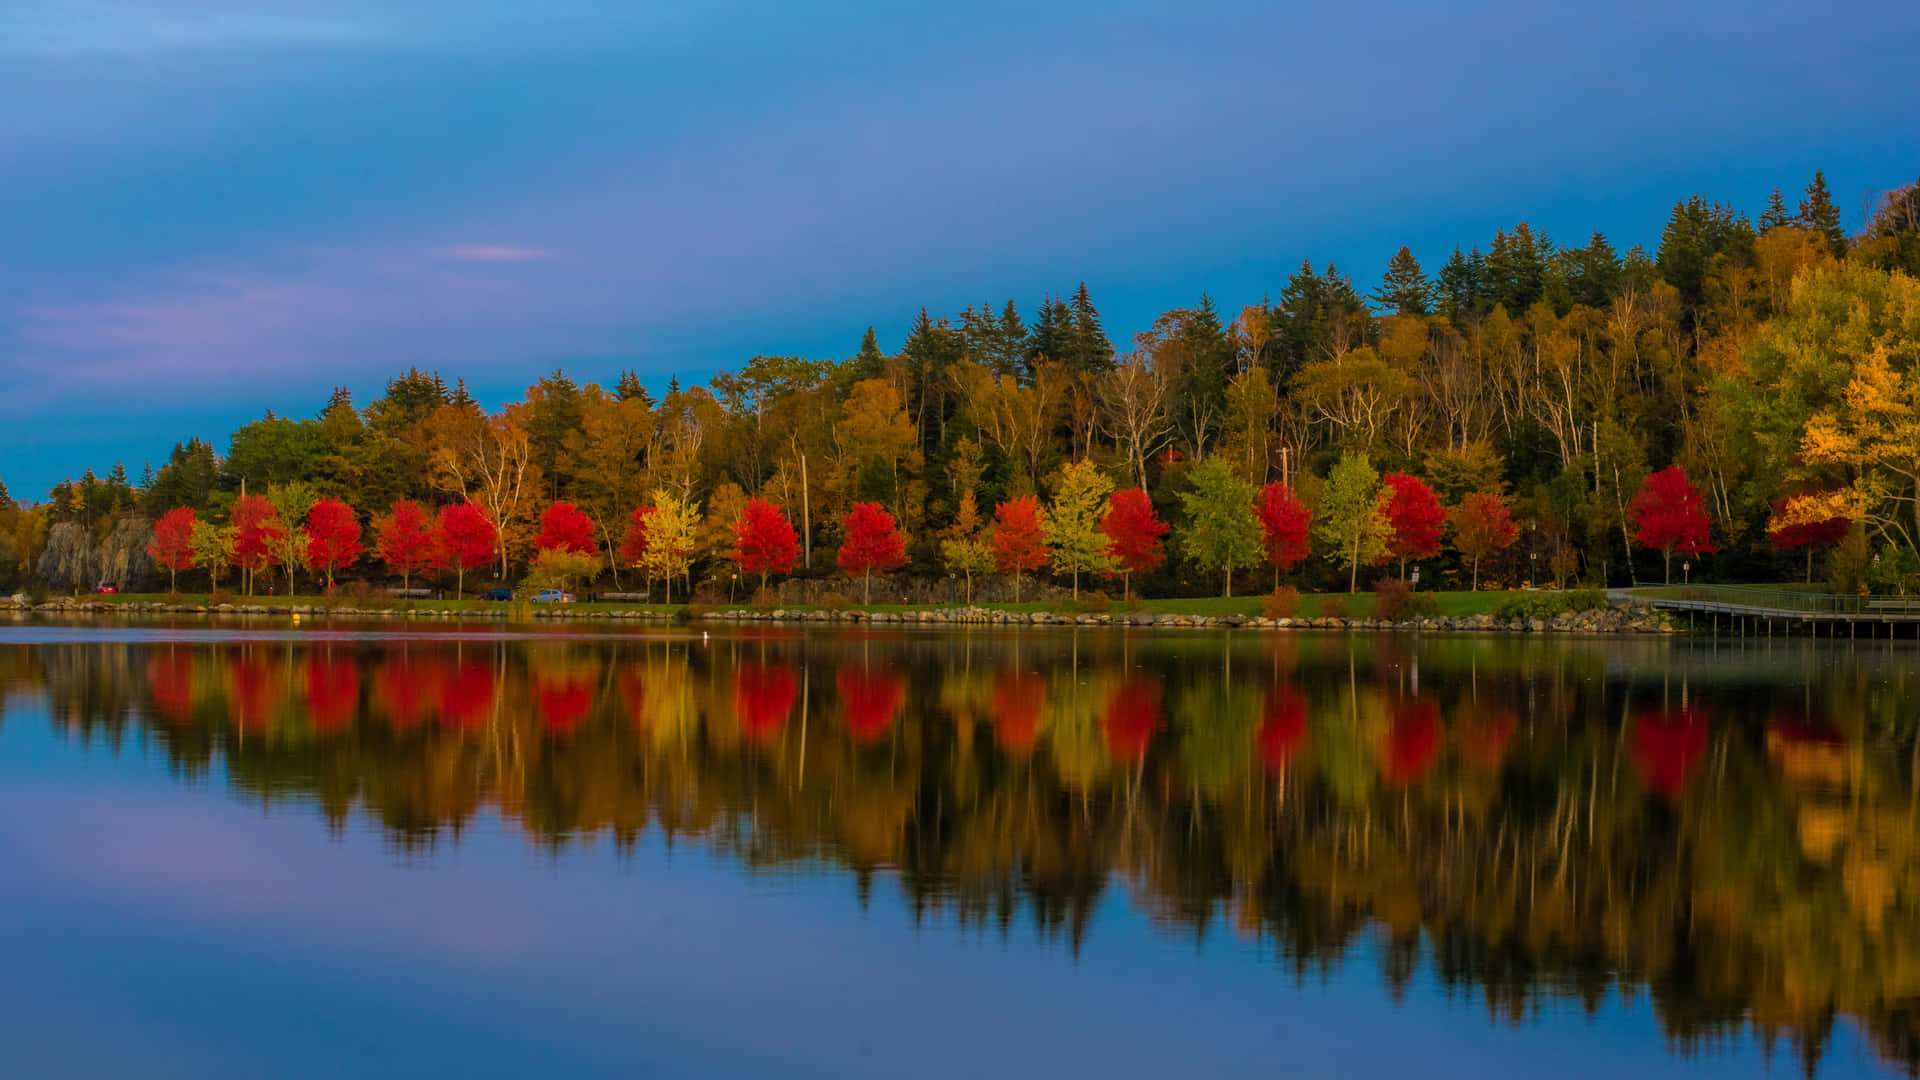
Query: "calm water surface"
2 621 1916 1078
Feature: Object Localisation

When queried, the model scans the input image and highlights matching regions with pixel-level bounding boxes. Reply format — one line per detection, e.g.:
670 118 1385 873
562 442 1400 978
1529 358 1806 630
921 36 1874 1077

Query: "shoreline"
0 598 1680 635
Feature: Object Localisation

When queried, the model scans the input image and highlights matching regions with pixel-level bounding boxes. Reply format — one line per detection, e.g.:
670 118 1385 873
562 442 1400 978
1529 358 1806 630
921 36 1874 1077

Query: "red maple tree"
733 499 799 592
836 502 907 603
991 671 1047 754
1255 482 1312 587
1767 501 1850 583
146 506 197 592
1382 698 1442 785
434 502 498 598
304 655 360 735
991 496 1047 602
1100 488 1168 601
231 493 284 594
1449 491 1518 591
374 499 435 592
619 504 656 564
1256 685 1309 771
1631 705 1710 801
1631 465 1717 583
1378 473 1444 578
1102 675 1163 762
838 663 905 742
304 497 363 588
534 501 596 555
733 661 797 742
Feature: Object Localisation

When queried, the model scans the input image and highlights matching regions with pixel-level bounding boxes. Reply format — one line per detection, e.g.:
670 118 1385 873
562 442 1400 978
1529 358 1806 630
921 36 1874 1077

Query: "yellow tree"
641 489 701 602
1800 347 1920 550
831 377 923 526
1042 459 1116 599
563 390 656 580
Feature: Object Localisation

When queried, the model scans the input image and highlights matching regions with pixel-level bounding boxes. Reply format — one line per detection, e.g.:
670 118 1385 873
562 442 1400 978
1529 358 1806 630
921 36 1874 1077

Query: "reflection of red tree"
1102 676 1163 761
305 656 361 734
374 656 444 730
229 657 278 733
991 672 1047 754
438 662 496 732
838 664 905 743
1458 706 1517 770
734 662 797 742
1632 706 1710 800
535 671 595 734
147 653 195 725
1383 698 1442 784
1257 686 1308 770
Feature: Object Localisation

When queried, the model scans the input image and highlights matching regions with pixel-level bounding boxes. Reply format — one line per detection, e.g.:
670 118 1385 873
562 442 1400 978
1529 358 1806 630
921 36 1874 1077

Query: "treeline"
4 170 1919 597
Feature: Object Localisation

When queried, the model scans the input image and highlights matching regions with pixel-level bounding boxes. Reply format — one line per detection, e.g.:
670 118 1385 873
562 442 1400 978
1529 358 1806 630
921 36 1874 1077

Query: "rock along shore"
0 598 1679 635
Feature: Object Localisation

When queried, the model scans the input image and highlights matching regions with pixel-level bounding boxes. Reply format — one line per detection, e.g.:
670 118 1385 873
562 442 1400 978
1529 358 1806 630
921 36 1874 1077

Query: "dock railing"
1630 583 1920 619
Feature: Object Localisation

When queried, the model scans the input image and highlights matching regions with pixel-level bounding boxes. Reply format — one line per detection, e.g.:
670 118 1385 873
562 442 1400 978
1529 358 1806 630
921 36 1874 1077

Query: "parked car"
94 582 118 594
531 589 575 604
478 587 513 601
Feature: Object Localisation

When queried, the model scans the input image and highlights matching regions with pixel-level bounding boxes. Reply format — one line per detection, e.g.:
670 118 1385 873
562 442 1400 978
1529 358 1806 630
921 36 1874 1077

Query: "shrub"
691 584 725 608
1262 586 1301 619
1319 594 1349 620
1126 593 1146 613
1492 588 1608 620
1373 579 1412 620
1082 591 1111 613
1405 592 1441 618
751 586 778 610
209 587 233 607
819 590 851 612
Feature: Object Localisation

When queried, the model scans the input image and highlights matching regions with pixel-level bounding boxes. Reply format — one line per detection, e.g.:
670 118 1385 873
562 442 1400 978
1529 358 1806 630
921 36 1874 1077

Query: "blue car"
531 589 575 604
478 587 513 601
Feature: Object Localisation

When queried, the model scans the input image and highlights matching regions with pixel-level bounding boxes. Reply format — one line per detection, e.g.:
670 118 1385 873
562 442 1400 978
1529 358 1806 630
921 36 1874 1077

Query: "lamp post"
730 572 737 604
1529 552 1537 590
1683 561 1691 585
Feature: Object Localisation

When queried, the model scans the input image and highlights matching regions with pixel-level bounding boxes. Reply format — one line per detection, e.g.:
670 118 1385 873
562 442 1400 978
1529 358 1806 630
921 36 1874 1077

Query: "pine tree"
1759 185 1794 233
1568 232 1620 308
1371 246 1431 315
1797 170 1846 254
615 370 653 406
1065 282 1114 374
449 378 478 411
849 326 887 383
994 301 1026 376
1026 294 1061 374
1436 247 1479 322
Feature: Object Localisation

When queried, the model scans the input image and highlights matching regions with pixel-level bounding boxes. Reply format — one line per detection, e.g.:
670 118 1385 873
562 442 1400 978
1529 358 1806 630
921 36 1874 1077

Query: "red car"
95 582 118 594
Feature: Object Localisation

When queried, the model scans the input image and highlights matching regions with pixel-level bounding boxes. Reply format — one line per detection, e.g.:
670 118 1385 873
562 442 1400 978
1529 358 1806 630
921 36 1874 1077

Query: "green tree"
265 481 318 594
1177 458 1260 597
1798 169 1846 254
1372 246 1431 315
939 489 994 603
1043 459 1115 598
1315 452 1391 592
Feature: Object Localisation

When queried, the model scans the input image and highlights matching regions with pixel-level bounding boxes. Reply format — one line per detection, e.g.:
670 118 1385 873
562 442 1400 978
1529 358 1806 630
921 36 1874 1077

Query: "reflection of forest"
9 630 1920 1075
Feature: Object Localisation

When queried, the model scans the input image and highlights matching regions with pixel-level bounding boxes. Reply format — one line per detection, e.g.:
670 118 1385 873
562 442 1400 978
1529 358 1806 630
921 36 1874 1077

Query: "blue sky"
3 0 1916 499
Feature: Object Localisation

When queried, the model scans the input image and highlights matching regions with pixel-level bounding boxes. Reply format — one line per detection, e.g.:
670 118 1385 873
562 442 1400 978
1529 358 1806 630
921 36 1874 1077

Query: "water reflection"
7 628 1920 1075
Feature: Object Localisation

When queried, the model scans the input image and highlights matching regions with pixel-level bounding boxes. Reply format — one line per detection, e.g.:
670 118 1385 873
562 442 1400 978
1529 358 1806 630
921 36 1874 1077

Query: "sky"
2 0 1917 499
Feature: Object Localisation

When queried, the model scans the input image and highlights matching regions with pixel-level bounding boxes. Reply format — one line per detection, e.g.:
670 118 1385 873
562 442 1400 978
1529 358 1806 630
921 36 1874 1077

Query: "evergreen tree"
1797 170 1846 254
1567 232 1620 308
1436 246 1480 322
1372 246 1431 316
1272 259 1325 379
850 325 887 383
993 301 1027 377
1026 294 1061 374
449 378 478 411
1064 282 1114 374
1759 185 1794 233
614 369 655 408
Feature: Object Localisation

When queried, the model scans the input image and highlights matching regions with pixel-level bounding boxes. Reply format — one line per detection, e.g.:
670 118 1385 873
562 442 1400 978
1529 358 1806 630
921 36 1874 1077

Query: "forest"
4 170 1919 602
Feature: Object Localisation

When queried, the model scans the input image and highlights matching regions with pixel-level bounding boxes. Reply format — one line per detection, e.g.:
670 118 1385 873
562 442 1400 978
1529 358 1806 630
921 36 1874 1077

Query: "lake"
1 621 1914 1078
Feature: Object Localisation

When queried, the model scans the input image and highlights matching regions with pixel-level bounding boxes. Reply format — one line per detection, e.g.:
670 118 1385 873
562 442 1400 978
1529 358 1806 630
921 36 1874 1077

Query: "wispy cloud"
437 245 555 263
0 5 386 56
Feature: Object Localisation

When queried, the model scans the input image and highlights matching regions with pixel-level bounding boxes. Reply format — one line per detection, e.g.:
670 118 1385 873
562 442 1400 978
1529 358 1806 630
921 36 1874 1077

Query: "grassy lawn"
68 589 1529 619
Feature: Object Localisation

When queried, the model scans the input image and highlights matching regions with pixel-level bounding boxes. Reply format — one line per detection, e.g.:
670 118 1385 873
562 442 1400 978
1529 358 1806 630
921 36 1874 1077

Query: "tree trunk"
863 569 871 605
1664 548 1672 585
456 565 464 599
1224 567 1233 599
1471 555 1480 592
1072 569 1079 600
